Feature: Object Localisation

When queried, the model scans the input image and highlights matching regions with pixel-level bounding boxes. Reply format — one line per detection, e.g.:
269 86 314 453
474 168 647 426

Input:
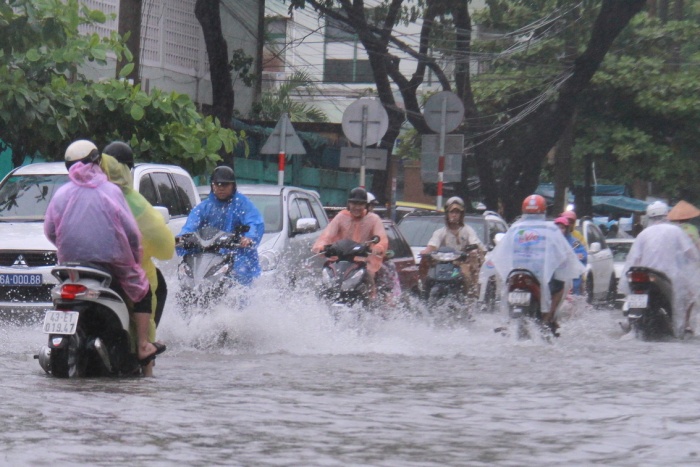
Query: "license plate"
508 291 531 306
42 311 79 335
0 273 42 286
627 294 648 309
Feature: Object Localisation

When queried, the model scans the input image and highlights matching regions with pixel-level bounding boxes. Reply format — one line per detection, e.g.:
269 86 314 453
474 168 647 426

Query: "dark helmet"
210 166 236 184
103 141 134 168
64 140 100 170
348 187 368 204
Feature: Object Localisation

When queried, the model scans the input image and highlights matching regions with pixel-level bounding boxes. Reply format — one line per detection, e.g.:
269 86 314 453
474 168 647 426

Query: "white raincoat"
619 222 700 336
490 214 586 317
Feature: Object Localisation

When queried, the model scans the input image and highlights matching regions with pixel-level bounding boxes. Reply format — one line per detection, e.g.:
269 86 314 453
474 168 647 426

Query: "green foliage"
0 0 239 174
229 48 255 87
251 71 328 122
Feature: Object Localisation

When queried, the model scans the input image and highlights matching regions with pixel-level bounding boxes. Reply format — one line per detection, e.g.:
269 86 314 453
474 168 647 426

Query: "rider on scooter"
490 195 585 334
312 187 388 299
419 196 486 297
177 166 264 286
44 140 165 370
620 201 700 336
100 141 175 376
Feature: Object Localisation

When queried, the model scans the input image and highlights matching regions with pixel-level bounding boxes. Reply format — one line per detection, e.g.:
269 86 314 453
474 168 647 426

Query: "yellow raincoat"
100 154 175 340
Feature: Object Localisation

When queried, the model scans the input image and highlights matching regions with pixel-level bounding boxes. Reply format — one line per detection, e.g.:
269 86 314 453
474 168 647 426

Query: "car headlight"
259 250 281 272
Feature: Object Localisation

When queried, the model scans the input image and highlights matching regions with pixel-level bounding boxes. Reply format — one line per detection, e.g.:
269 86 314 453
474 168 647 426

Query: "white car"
606 238 635 308
576 219 617 305
0 162 200 311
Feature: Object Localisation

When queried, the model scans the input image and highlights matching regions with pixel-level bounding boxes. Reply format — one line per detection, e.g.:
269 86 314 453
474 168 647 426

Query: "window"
0 174 69 221
139 174 158 206
309 198 328 229
323 14 373 83
385 225 412 258
150 173 180 216
172 173 196 214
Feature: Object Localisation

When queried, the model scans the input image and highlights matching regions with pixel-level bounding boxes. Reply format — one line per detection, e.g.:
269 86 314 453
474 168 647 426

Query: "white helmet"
367 192 378 205
65 140 100 170
646 201 669 219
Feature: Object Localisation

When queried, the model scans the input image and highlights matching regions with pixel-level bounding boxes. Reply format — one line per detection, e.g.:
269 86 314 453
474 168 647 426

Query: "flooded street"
2 288 700 466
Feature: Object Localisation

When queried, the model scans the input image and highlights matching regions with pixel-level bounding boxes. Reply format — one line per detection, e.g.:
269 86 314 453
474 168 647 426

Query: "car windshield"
609 242 633 262
246 194 282 233
0 174 69 221
398 215 486 247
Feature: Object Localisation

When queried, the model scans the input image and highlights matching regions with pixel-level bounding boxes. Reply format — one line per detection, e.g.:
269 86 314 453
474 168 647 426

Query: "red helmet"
522 194 546 214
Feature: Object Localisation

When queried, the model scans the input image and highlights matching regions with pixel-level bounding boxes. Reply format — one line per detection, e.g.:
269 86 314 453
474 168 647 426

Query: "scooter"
623 266 674 340
176 225 250 310
504 268 549 339
36 264 141 378
319 236 380 309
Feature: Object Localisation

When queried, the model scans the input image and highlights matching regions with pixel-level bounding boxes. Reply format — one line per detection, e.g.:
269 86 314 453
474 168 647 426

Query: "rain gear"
100 154 175 340
312 210 388 274
178 191 264 285
620 222 700 336
44 162 149 303
490 214 586 317
564 232 587 295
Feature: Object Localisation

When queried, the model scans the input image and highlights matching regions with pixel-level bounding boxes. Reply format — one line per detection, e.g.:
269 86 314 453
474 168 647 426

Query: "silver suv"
235 184 329 280
0 162 199 311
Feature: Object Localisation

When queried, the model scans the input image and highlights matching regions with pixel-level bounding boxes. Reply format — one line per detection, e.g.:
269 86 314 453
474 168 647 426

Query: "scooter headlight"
341 269 365 291
177 262 191 280
207 263 231 278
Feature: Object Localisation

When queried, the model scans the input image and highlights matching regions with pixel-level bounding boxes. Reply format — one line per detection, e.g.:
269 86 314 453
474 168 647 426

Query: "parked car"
0 162 200 311
235 184 329 281
397 211 508 264
576 218 617 304
382 219 419 296
606 238 635 308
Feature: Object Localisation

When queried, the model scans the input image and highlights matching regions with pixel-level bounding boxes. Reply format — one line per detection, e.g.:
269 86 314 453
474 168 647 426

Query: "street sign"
423 91 464 134
341 99 389 147
260 114 306 185
339 148 388 171
260 114 306 155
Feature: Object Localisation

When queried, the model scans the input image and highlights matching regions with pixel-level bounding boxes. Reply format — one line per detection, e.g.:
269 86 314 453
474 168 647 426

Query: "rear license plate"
43 311 79 335
0 273 42 286
627 294 648 309
508 291 531 306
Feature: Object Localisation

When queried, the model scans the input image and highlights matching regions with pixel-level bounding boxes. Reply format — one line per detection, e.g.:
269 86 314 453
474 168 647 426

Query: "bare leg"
543 289 565 323
133 312 159 361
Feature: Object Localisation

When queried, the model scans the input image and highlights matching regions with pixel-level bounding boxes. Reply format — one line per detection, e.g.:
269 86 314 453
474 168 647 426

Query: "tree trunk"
117 0 142 83
195 0 234 129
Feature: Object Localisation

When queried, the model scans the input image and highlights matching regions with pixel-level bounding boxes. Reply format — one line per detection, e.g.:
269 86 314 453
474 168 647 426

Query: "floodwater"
2 284 700 466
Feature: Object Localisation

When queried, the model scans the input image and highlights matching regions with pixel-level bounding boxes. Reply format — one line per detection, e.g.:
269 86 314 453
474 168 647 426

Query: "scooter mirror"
369 235 380 244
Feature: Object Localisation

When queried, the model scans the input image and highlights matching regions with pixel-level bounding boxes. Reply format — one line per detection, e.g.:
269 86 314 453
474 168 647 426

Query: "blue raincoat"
177 191 264 285
565 232 587 294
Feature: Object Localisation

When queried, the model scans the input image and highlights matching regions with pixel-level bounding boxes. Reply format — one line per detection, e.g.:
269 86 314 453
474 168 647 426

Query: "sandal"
138 342 167 366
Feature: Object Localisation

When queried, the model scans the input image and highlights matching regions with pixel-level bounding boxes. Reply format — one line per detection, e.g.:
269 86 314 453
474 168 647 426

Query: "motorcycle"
504 268 553 339
623 266 674 340
176 225 250 310
319 236 380 309
36 263 141 378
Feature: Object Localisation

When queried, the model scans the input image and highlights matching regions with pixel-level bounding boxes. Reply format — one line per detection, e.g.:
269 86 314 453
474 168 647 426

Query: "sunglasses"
213 182 233 188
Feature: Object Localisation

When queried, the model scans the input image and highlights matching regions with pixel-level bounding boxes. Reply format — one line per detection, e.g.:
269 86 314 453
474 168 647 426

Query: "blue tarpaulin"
591 196 649 215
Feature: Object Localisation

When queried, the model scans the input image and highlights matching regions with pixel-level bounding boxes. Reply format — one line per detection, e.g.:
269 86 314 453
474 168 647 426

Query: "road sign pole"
278 114 287 186
436 97 447 210
360 105 368 188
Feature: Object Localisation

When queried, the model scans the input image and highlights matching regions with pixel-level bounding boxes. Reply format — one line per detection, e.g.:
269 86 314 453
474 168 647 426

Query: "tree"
0 0 239 175
285 0 646 219
251 71 329 122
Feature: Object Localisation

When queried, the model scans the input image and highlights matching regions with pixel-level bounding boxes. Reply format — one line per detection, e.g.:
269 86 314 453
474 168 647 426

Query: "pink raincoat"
312 210 388 273
44 162 149 303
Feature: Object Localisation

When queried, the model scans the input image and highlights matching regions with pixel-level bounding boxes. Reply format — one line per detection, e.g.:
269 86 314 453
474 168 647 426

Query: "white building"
79 0 260 116
262 0 486 122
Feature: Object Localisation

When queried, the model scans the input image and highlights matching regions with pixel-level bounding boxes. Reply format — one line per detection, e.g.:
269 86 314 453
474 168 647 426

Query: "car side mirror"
589 242 602 254
293 217 318 235
153 206 170 224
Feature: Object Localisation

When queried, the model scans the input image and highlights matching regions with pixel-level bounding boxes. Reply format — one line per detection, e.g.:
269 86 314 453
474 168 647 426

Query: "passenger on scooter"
312 187 389 299
620 201 700 336
554 216 588 295
419 196 486 297
100 141 175 376
44 140 166 370
490 195 585 334
177 166 264 286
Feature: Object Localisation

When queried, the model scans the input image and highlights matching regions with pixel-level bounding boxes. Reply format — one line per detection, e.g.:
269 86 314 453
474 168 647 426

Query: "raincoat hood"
68 161 107 188
100 154 133 191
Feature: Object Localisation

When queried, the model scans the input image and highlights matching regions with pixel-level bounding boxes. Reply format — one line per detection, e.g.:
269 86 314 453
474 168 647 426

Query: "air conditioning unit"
261 72 286 91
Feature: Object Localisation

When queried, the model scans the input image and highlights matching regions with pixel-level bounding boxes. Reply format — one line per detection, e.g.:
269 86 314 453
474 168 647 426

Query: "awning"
592 196 649 215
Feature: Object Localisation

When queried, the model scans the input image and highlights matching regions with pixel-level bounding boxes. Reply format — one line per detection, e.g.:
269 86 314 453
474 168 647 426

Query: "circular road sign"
423 91 465 134
341 99 389 146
